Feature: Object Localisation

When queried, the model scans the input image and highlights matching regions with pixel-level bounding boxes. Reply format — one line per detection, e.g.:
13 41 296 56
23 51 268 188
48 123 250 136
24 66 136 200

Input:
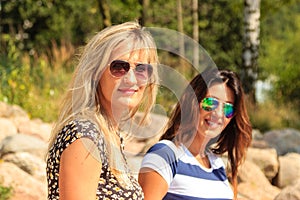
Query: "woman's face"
99 48 151 118
197 82 235 138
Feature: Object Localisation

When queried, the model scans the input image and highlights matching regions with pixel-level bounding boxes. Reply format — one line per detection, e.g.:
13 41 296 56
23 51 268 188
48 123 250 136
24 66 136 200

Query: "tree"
97 0 111 27
192 0 199 74
177 0 185 67
139 0 150 26
259 1 300 112
197 1 244 71
0 0 102 53
242 0 261 103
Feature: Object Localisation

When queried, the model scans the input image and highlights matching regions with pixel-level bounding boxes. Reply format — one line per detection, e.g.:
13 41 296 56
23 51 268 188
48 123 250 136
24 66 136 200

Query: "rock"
17 118 52 142
252 129 264 140
0 102 29 119
238 160 281 200
1 101 300 200
0 162 47 200
2 152 46 182
238 160 268 185
251 129 270 149
263 128 300 155
0 134 47 159
238 182 279 200
275 179 300 200
0 118 18 142
277 153 300 188
246 147 279 182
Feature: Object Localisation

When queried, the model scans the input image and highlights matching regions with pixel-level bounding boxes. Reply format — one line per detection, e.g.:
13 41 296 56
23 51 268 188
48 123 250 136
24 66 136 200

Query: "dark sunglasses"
109 60 153 82
201 97 235 118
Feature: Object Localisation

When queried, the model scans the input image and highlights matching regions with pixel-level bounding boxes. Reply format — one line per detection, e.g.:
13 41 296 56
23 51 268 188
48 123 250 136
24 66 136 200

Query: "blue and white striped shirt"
141 140 233 200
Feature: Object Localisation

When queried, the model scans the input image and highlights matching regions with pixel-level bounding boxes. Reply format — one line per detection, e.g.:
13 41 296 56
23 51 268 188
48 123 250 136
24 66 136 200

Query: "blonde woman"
46 21 159 199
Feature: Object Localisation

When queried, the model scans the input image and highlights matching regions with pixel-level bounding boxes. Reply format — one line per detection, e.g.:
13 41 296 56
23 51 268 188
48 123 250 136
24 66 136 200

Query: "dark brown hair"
160 68 252 198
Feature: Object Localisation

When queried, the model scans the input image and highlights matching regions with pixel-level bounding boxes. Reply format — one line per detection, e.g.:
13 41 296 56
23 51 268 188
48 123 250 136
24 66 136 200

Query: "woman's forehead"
110 45 151 62
207 83 235 103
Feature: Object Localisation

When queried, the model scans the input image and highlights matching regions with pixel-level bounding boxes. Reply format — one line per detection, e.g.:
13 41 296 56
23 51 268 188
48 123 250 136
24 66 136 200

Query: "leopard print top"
46 119 144 199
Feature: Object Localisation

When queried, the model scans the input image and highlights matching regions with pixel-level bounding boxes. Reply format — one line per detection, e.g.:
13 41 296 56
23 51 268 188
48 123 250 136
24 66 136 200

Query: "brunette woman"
139 68 252 200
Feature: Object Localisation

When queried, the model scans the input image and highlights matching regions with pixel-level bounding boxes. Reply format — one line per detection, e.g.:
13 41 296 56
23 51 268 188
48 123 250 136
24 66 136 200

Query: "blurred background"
0 0 300 199
1 0 299 130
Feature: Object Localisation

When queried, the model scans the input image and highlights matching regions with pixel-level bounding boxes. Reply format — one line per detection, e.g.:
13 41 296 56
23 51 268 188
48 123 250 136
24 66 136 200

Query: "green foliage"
109 0 142 23
156 86 177 117
259 1 300 115
0 0 299 131
197 0 244 71
150 0 183 30
0 183 13 200
148 0 244 72
1 0 102 52
261 0 299 20
249 101 300 133
0 34 31 107
0 33 72 122
23 67 72 122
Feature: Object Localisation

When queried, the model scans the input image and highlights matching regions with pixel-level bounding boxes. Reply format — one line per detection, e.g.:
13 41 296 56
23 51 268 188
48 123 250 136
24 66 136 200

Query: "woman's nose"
123 68 137 84
214 104 224 117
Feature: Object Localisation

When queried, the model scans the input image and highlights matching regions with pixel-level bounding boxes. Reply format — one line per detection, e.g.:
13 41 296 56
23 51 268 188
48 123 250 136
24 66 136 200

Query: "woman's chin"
113 97 140 110
203 128 223 139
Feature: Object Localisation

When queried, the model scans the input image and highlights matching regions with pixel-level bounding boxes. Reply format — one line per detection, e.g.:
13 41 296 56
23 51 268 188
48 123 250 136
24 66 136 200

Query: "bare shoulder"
59 138 102 199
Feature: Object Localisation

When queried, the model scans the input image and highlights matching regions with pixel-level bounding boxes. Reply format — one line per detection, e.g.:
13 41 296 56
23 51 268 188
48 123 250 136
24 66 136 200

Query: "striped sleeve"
140 140 178 185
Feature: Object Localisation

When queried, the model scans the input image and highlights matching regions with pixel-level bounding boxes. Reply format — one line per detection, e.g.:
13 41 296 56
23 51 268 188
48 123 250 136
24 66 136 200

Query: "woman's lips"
205 118 221 129
118 88 138 95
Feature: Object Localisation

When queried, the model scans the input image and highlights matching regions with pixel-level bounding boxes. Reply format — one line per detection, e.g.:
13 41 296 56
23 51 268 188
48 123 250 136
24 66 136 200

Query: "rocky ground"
0 101 300 200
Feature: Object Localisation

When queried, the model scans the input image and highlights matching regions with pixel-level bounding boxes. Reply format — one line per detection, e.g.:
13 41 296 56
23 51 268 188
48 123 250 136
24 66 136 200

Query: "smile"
118 88 138 95
205 119 222 129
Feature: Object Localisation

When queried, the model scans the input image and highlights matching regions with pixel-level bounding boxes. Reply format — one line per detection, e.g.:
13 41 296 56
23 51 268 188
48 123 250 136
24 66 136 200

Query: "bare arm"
59 138 101 200
138 167 169 200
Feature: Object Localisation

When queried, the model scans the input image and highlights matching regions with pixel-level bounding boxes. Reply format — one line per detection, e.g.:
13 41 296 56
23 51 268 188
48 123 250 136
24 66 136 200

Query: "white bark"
242 0 261 99
192 0 199 71
177 0 185 58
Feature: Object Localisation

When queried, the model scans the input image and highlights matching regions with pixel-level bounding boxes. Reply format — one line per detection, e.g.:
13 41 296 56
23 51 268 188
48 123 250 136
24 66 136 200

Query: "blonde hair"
47 21 159 186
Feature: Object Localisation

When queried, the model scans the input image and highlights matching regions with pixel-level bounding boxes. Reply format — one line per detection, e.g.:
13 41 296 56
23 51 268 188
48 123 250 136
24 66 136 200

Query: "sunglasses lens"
110 60 130 77
224 103 234 118
135 64 153 80
202 97 218 111
202 97 235 118
110 60 153 81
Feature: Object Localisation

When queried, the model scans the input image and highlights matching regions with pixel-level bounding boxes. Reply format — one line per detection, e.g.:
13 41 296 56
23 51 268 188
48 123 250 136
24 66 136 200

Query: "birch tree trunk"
192 0 199 73
242 0 261 103
177 0 185 67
